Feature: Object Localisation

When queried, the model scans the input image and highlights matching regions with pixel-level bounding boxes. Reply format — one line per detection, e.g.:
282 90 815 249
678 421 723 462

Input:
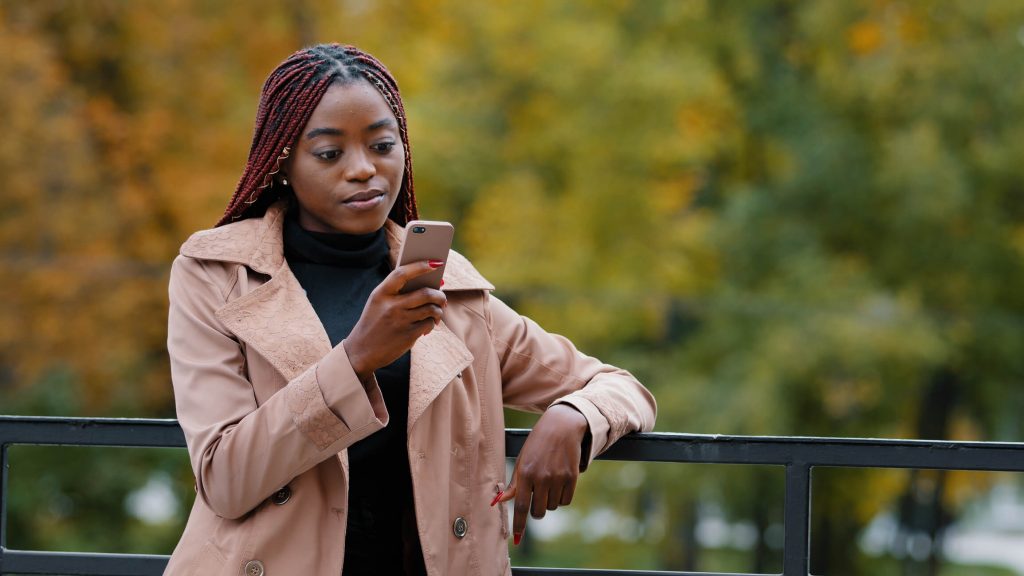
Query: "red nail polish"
514 533 522 546
440 279 445 287
428 259 444 269
490 491 503 507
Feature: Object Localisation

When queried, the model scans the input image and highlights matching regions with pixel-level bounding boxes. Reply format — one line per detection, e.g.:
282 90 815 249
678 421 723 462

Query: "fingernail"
514 533 522 546
428 259 444 269
490 491 503 507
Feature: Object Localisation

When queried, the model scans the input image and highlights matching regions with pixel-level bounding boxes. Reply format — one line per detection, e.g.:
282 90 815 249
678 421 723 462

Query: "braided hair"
216 44 417 227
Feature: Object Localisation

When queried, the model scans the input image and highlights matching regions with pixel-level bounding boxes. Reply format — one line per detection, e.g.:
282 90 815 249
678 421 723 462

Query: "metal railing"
3 416 1024 575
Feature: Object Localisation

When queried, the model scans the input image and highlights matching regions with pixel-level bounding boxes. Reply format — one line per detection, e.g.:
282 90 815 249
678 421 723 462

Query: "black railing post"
1 442 8 572
783 463 811 576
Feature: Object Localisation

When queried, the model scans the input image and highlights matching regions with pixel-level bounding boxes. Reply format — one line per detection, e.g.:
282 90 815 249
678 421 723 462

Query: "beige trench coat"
164 202 657 576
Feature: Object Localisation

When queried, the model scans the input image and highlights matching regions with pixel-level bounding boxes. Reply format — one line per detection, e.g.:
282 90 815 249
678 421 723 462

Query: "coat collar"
181 201 494 292
180 200 489 430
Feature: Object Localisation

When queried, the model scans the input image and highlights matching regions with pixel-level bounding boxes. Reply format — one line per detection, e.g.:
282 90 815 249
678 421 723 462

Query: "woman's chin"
335 208 392 234
298 204 393 235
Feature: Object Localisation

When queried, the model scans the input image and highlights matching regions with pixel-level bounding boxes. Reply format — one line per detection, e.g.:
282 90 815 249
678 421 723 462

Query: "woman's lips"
342 192 385 211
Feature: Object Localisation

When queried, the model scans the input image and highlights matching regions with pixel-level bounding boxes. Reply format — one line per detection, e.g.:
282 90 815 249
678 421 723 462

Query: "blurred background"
2 1 1024 574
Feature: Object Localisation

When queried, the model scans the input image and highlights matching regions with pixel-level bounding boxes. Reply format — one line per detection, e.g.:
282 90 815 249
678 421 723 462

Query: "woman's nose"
344 151 376 181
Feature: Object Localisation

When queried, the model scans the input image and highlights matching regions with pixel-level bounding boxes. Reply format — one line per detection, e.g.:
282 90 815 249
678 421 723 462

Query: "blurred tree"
683 1 1024 573
0 0 328 557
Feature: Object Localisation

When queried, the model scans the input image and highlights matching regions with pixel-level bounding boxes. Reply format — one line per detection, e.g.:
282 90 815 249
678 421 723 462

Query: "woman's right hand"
343 260 447 381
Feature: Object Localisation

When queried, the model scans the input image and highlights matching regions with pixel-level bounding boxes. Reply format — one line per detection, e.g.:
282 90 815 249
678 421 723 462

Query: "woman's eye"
315 150 341 161
372 142 395 153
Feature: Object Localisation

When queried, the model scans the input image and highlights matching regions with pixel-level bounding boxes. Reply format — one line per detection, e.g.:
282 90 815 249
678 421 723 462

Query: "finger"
490 489 505 507
398 287 447 310
406 303 444 326
410 317 436 337
559 477 577 506
531 484 549 519
546 485 562 511
512 477 532 545
498 476 516 504
380 261 443 295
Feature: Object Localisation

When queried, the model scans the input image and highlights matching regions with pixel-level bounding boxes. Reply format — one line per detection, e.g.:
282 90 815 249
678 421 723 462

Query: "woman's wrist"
550 403 593 469
342 339 375 384
548 403 589 441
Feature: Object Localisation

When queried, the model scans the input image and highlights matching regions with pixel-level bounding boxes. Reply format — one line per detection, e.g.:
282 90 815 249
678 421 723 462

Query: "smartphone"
396 220 454 293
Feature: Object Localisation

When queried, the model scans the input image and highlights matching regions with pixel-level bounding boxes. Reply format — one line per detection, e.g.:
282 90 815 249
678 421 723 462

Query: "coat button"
270 486 291 505
244 559 265 576
453 516 468 539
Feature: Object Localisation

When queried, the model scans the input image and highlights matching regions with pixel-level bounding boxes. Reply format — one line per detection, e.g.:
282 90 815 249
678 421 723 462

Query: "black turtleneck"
283 212 424 576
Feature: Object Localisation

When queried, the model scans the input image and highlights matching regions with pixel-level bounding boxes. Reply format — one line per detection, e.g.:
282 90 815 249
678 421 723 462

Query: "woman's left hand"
496 403 590 545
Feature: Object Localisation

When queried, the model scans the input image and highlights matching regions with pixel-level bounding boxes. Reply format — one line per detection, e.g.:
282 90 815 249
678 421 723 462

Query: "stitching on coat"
284 367 347 450
494 339 587 388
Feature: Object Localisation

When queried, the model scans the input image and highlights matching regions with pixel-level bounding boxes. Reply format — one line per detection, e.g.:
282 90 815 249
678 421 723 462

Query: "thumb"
494 474 517 505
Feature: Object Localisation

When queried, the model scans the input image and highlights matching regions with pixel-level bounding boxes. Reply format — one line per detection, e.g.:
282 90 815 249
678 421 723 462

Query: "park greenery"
2 1 1024 574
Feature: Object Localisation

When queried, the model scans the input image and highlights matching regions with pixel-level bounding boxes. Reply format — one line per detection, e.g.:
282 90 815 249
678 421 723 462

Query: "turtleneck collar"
283 209 389 268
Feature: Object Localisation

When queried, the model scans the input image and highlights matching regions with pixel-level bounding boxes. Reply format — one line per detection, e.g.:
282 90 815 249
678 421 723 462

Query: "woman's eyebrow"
305 127 342 139
304 119 395 140
366 118 396 131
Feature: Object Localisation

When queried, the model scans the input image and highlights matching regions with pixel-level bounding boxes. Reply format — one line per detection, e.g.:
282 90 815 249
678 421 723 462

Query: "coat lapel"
183 203 332 384
408 321 474 431
216 264 332 383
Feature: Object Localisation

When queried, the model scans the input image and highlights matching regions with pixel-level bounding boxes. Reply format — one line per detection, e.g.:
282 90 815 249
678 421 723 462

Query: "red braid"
217 44 418 227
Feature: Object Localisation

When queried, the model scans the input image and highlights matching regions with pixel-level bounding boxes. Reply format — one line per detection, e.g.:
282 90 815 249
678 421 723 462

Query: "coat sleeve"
168 255 387 519
486 293 657 468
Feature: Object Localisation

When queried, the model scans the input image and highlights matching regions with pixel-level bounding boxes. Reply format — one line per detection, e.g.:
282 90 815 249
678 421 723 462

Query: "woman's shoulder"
180 218 263 262
441 249 495 293
170 221 258 298
178 205 287 271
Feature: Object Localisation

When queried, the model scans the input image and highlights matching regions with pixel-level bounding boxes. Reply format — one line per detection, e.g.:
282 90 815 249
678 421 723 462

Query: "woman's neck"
283 209 388 267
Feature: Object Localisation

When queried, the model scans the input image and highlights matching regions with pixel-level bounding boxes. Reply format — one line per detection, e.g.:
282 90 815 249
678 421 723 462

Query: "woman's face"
285 80 405 235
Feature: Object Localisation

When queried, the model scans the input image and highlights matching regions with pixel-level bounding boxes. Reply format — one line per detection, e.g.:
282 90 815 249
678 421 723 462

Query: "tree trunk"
661 496 699 570
900 368 959 576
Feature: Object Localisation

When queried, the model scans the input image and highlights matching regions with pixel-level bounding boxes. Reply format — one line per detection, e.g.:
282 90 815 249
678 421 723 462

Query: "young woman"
165 44 656 576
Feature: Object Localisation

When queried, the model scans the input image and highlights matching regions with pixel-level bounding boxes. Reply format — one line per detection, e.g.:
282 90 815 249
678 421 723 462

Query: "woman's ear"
276 147 292 187
280 148 292 169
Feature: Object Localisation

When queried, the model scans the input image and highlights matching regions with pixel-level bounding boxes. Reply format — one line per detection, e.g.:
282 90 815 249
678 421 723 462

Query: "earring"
281 176 289 186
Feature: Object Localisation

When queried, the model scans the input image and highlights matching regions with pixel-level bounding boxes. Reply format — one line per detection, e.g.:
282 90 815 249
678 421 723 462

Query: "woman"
165 44 656 576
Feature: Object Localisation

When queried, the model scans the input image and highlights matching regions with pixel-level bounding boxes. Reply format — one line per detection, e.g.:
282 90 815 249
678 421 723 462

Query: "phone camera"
412 226 426 234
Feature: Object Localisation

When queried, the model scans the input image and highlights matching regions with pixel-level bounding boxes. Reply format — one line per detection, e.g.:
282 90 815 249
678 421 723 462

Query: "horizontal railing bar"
512 569 767 576
0 417 184 448
4 417 1024 472
509 430 1024 471
0 549 169 575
